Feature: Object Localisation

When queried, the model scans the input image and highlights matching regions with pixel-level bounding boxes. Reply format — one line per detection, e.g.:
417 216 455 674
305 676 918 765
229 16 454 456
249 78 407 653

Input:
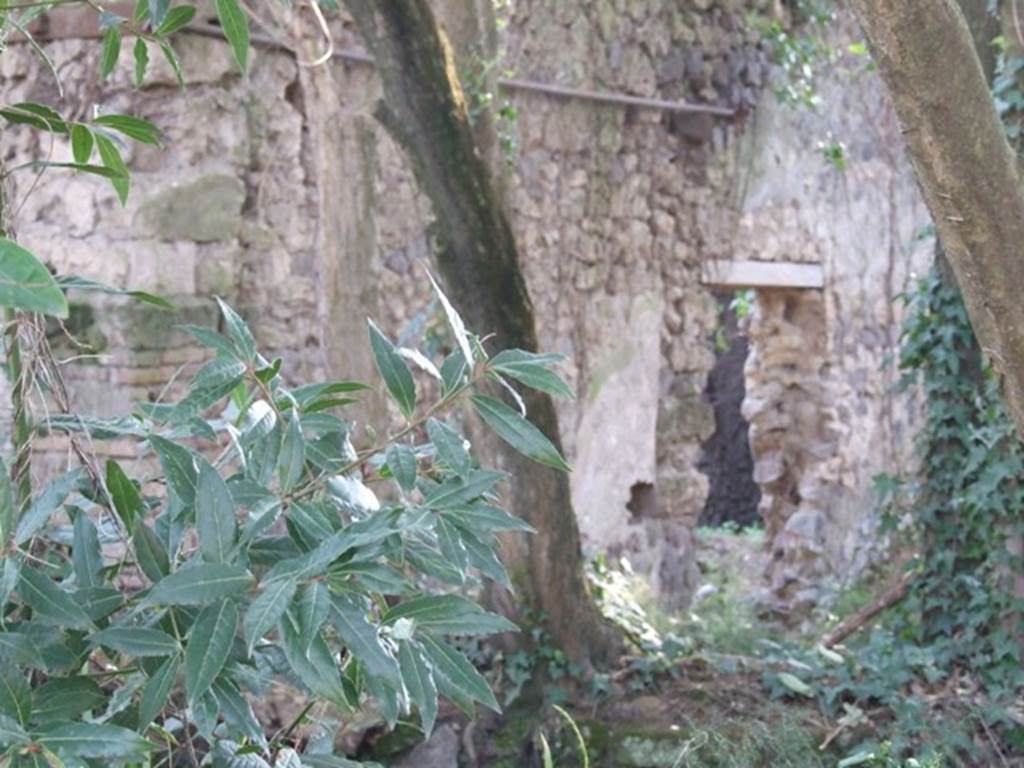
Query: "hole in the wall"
697 293 762 527
626 482 658 520
284 78 304 115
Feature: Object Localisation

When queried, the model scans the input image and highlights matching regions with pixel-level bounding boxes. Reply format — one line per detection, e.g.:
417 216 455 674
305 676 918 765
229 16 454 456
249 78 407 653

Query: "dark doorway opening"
697 293 762 527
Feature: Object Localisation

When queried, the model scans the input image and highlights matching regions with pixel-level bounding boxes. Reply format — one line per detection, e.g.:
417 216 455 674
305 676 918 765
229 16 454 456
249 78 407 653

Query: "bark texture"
344 0 619 665
850 0 1024 437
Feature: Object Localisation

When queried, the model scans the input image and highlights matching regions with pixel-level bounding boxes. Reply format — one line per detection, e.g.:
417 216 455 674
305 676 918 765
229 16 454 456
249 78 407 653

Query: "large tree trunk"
856 0 1024 649
343 0 620 666
849 0 1024 437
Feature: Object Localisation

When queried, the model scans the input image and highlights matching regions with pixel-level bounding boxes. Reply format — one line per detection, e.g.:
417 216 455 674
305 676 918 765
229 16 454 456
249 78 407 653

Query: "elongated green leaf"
383 595 516 636
149 435 197 505
216 297 256 361
0 559 18 609
435 516 468 580
385 443 417 493
440 348 470 394
211 678 264 745
405 541 464 586
216 0 249 73
76 585 124 621
39 722 155 759
133 520 170 583
138 655 178 729
293 581 329 650
456 524 510 587
422 470 504 510
398 639 437 736
31 676 104 722
185 599 237 703
287 500 337 549
146 563 252 606
106 459 144 530
0 663 30 725
92 114 161 146
279 610 348 707
471 395 569 471
328 596 400 686
94 133 130 204
244 575 297 654
364 669 400 728
290 381 370 407
133 37 149 87
306 429 358 474
70 124 93 163
155 4 195 35
0 633 44 669
90 627 179 657
171 356 246 422
0 459 13 549
147 0 169 27
196 460 237 563
0 239 69 318
0 102 67 133
278 415 304 491
368 319 416 420
264 526 364 584
489 349 574 399
426 270 474 371
449 502 534 533
333 560 408 595
427 418 471 477
14 160 124 178
18 567 92 629
72 512 102 588
100 26 121 79
14 469 82 546
159 40 185 89
418 635 499 713
191 690 218 741
57 274 173 309
0 713 28 747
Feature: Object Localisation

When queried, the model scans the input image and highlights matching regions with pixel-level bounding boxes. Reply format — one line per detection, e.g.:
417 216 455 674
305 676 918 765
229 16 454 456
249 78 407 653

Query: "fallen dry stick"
822 570 916 648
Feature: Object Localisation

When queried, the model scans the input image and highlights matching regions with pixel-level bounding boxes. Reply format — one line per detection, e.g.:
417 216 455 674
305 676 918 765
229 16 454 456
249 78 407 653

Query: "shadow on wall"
698 293 762 528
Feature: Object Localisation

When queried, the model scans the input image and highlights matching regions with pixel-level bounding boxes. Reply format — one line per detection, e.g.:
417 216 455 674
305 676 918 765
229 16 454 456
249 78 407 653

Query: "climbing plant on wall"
893 269 1024 716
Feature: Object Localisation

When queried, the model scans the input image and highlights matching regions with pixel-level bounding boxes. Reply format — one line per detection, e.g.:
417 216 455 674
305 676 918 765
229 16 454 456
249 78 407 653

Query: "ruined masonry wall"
1 1 926 610
737 42 930 608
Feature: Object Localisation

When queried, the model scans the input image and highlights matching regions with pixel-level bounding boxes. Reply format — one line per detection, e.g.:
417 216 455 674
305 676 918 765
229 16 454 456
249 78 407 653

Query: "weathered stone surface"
137 174 246 243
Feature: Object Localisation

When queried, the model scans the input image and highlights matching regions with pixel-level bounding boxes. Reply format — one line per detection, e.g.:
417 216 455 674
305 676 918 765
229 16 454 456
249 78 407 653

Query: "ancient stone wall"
0 1 927 611
734 36 931 609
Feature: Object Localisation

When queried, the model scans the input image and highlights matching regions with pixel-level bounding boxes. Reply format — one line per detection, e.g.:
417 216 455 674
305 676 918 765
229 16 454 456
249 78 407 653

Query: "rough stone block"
137 174 245 243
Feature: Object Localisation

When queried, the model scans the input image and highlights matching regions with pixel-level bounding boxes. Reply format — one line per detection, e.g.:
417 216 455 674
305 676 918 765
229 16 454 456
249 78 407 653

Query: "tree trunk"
343 0 620 666
849 0 1024 438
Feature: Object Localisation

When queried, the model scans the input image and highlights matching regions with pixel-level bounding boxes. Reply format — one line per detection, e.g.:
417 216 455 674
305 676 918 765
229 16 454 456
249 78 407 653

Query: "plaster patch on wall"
572 291 662 554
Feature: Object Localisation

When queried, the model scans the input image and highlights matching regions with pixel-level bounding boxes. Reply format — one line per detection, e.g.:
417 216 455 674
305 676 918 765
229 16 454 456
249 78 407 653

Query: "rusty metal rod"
10 10 736 118
184 22 736 117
